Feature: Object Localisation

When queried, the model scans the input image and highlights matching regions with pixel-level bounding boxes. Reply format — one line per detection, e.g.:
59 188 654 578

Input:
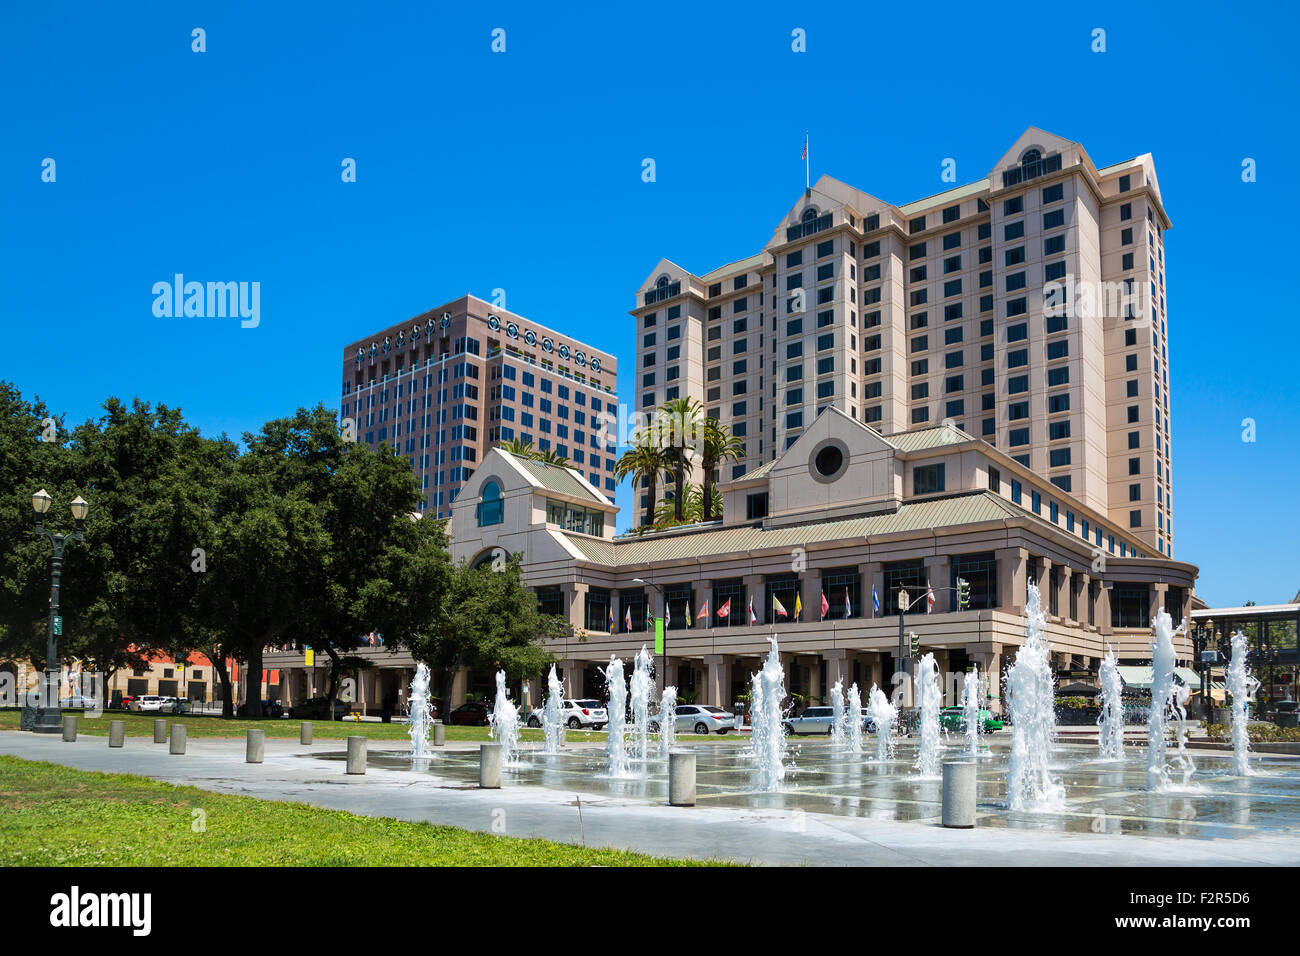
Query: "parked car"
288 696 351 720
115 695 135 710
59 694 99 710
525 698 607 730
650 703 735 735
783 705 836 735
162 697 189 714
446 701 490 726
938 706 1003 733
129 695 167 712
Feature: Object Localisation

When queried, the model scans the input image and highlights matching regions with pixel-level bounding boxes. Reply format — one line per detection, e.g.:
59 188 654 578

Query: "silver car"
651 703 735 735
783 705 836 735
525 698 608 730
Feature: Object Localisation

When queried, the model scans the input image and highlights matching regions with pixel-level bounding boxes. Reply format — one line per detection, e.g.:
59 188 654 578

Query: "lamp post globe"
30 490 88 734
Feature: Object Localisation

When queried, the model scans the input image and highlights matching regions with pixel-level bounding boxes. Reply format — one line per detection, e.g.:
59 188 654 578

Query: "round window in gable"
809 439 849 484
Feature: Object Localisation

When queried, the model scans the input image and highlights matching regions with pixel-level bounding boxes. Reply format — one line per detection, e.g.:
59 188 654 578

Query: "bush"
1054 696 1092 710
1205 722 1300 743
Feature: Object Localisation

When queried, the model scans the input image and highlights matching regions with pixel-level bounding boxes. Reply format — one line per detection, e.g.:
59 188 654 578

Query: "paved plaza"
3 730 1299 866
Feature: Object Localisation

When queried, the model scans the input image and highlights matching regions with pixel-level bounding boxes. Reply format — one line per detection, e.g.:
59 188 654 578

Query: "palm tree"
699 417 745 520
499 437 536 458
654 483 705 524
657 396 702 522
614 438 670 527
534 447 570 467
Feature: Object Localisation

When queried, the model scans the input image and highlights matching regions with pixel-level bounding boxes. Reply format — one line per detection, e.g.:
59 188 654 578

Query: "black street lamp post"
30 489 89 734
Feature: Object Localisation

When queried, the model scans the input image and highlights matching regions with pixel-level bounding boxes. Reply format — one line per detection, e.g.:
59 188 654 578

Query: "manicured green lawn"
0 756 719 866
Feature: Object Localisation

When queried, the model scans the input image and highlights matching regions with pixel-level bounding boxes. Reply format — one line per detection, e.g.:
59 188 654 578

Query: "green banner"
654 617 664 655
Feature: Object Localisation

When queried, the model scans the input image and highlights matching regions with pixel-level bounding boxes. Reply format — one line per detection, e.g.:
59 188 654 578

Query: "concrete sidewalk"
2 731 1297 867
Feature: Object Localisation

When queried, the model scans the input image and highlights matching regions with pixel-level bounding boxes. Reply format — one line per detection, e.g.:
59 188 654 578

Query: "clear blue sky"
1 1 1296 606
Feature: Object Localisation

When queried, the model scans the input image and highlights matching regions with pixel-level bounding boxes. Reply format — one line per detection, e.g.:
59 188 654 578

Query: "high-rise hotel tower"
631 129 1174 555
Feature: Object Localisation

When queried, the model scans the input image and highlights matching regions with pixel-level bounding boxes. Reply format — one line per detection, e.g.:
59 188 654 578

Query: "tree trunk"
674 447 685 520
644 473 658 527
242 646 263 718
702 457 715 519
211 651 234 718
324 644 341 721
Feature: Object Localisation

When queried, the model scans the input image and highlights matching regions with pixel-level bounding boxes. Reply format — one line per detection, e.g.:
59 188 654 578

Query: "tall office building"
342 294 618 519
631 128 1174 555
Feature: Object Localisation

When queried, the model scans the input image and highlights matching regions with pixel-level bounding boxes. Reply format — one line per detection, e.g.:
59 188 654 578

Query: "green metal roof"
701 253 767 282
884 422 976 452
514 457 603 503
564 492 1020 566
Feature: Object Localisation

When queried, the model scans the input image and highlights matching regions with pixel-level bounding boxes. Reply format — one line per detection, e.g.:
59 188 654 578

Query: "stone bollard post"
246 729 265 764
432 722 446 747
942 760 976 828
153 719 168 743
479 743 502 789
346 735 366 774
61 715 77 742
299 722 313 745
109 720 126 748
669 750 697 806
169 724 187 755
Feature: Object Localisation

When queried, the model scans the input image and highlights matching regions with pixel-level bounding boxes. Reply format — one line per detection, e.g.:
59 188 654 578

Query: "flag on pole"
717 598 731 619
625 606 633 632
872 586 880 616
773 593 788 619
794 592 803 620
820 591 829 621
749 595 756 625
665 602 671 629
845 590 852 619
608 606 614 633
685 601 691 628
697 600 709 621
801 132 808 161
926 580 935 614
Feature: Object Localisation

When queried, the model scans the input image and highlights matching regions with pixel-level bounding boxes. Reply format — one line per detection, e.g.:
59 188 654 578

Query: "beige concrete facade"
445 407 1196 712
631 128 1174 558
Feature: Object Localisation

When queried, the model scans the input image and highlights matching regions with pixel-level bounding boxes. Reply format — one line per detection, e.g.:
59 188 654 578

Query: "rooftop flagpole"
803 131 810 189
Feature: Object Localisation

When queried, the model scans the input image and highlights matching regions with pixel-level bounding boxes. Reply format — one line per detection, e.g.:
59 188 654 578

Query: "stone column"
1060 566 1075 624
743 574 764 625
995 547 1027 615
1035 557 1052 605
924 555 952 613
822 648 848 693
1097 582 1114 637
563 659 585 699
1078 572 1092 627
1151 582 1169 622
609 589 621 636
799 571 822 623
863 562 884 619
807 656 822 703
702 655 732 708
567 583 589 632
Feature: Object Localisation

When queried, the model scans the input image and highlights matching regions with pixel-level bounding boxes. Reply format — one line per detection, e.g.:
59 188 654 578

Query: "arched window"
656 275 670 290
1021 148 1042 166
802 207 819 223
476 480 504 527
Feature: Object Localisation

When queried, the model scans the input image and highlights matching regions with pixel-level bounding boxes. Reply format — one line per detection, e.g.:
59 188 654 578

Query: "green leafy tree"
699 418 744 520
614 437 671 528
658 397 702 522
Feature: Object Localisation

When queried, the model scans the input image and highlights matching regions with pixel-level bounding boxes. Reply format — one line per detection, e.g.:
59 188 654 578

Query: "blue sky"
1 1 1296 606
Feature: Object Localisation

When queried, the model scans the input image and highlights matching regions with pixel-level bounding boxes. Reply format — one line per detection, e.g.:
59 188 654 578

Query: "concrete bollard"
432 722 446 747
346 736 366 774
479 743 502 789
153 719 168 743
299 722 313 745
669 750 697 806
169 724 187 755
61 715 77 742
246 729 265 764
109 720 125 748
942 760 976 828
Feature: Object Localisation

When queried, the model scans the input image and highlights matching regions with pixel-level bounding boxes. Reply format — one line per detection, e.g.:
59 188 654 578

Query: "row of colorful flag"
603 580 939 633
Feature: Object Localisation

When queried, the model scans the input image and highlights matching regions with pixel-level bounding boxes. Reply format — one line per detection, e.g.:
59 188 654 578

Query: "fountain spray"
603 655 630 777
867 684 897 761
913 653 943 776
1005 582 1064 809
962 666 982 757
408 663 434 758
1228 631 1260 776
845 682 864 754
830 680 846 748
750 636 788 791
1096 646 1124 760
629 645 653 761
1147 609 1195 790
489 670 521 766
659 685 677 758
542 664 565 755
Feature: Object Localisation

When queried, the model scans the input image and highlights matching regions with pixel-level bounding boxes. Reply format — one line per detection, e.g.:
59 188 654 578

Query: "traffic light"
909 632 920 657
957 577 971 610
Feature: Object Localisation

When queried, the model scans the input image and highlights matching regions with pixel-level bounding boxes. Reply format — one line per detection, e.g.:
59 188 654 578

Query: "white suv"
129 695 166 712
526 698 608 730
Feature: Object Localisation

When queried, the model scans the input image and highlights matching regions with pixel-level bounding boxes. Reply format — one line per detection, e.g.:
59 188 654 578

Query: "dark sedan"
447 702 490 726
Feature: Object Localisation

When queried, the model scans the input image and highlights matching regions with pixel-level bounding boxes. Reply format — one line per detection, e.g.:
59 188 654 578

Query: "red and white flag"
625 606 632 632
801 133 808 161
749 595 757 625
773 594 788 619
926 580 935 614
717 598 732 619
697 600 709 621
820 591 829 621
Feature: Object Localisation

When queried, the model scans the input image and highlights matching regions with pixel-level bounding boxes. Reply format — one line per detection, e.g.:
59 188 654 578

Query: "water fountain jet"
489 670 521 766
1097 646 1124 760
1005 583 1064 809
542 664 565 755
1227 630 1260 777
913 653 942 776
